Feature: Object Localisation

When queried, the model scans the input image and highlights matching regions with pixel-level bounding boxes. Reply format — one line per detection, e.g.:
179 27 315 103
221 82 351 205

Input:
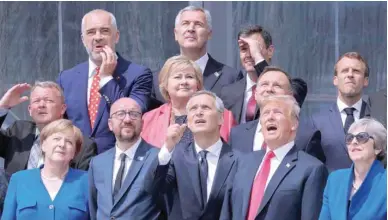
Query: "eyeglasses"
110 110 142 120
345 132 374 145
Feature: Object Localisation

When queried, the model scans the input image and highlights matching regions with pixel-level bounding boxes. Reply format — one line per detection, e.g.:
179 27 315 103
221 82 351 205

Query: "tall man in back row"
58 9 152 153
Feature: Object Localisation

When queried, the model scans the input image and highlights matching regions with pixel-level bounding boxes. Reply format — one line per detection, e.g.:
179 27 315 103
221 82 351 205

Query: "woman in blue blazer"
1 119 89 220
319 118 387 220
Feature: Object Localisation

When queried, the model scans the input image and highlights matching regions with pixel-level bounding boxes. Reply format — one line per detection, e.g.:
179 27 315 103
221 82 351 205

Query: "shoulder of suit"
327 168 350 181
68 168 87 178
92 147 115 162
12 120 35 130
296 150 326 167
11 168 36 180
60 61 88 75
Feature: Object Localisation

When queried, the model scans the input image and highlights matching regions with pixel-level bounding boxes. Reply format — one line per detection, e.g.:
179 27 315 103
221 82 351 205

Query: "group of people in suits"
0 5 386 220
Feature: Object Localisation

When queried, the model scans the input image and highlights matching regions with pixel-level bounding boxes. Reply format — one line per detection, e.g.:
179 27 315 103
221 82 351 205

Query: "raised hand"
165 123 187 152
99 45 118 77
238 37 265 63
0 83 31 109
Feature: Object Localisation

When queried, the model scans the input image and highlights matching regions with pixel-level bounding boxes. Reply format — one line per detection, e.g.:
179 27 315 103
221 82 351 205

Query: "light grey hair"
175 6 212 30
81 9 118 34
186 90 224 113
348 117 387 163
31 81 65 104
258 95 300 120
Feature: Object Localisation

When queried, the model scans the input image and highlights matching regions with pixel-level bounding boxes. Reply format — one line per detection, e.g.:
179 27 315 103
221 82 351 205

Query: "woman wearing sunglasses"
319 118 386 220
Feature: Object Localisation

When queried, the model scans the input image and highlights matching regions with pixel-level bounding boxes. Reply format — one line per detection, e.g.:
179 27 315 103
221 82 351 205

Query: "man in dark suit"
150 91 236 220
220 25 307 124
296 52 371 172
0 82 97 176
89 97 162 220
366 88 387 128
58 9 152 153
150 6 241 108
0 169 8 216
221 95 328 220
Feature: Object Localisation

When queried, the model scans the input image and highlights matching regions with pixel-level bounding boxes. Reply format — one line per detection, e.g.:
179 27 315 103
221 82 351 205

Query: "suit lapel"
241 151 265 219
113 141 150 206
104 148 115 205
207 143 235 206
22 125 38 169
244 120 259 152
183 143 204 208
233 78 247 123
329 103 348 155
76 62 92 134
256 147 298 216
203 55 223 91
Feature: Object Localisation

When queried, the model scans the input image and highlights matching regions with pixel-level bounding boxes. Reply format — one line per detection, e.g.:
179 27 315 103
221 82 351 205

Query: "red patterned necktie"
246 85 257 122
88 67 101 128
246 151 275 220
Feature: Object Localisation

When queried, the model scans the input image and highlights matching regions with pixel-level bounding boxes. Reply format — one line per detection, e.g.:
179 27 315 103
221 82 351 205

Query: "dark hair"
258 66 292 87
334 52 369 77
238 25 272 48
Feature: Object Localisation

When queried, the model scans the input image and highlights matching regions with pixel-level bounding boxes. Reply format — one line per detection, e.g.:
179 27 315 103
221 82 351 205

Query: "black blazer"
220 60 308 124
151 142 236 220
221 146 328 220
295 101 371 172
0 115 97 176
149 54 241 110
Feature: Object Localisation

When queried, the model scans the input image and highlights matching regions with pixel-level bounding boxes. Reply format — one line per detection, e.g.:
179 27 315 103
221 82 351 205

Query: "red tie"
246 151 275 220
88 67 101 128
246 85 257 122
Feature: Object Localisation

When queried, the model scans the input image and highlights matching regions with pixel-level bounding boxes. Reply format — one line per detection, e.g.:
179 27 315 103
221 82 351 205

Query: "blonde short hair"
40 119 83 158
259 95 300 120
158 55 203 101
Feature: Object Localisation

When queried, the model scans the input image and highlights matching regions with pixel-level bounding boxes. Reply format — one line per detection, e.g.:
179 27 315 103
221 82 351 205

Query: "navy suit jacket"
319 160 386 220
150 54 241 109
151 142 236 220
58 53 152 153
221 146 328 220
88 140 161 220
2 168 89 220
296 101 370 172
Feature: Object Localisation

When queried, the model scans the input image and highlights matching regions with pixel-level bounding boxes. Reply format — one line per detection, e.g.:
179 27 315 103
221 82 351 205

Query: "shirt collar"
336 97 363 113
194 53 209 74
246 75 257 92
267 141 295 162
115 137 142 160
194 138 223 158
256 122 262 133
88 53 119 78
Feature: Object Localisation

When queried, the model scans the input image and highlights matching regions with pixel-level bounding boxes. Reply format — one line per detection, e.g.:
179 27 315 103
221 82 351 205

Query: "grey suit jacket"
367 89 387 127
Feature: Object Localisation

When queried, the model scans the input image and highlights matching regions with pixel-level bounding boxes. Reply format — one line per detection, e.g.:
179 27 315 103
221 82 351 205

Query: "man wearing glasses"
88 97 162 220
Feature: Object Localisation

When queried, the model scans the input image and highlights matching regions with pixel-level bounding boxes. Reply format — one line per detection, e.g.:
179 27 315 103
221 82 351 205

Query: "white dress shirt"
194 53 209 74
255 141 294 190
158 138 223 201
87 59 114 104
253 123 265 151
241 76 257 124
336 98 362 126
112 138 142 190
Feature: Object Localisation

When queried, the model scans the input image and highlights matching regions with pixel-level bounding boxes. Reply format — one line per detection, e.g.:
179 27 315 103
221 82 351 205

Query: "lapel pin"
286 163 290 168
137 156 144 161
214 71 220 77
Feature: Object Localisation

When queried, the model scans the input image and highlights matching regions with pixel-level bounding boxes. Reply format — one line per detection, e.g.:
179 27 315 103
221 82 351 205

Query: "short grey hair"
31 81 65 104
259 95 300 120
175 6 212 30
186 90 224 113
81 9 118 33
348 117 387 163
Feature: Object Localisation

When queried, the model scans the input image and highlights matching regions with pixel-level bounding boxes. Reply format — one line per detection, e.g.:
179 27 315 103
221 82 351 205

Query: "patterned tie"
343 107 356 133
88 67 101 128
27 136 41 169
246 151 275 220
246 85 257 122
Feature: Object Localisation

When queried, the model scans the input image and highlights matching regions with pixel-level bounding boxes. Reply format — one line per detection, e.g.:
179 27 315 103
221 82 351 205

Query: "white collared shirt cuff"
99 76 113 88
0 108 8 117
255 59 265 65
158 144 173 165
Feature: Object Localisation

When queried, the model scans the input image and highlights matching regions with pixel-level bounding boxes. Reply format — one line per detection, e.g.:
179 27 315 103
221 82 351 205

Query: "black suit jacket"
149 54 241 110
220 60 308 124
221 146 328 220
367 89 387 128
0 115 97 176
295 101 371 172
151 141 236 220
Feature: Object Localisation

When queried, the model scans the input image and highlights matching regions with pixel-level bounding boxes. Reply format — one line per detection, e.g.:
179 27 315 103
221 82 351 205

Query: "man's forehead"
259 71 288 82
189 94 214 105
84 12 112 28
112 101 139 111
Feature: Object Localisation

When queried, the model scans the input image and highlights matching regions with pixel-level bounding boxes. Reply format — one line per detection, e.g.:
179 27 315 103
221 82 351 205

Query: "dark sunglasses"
345 132 374 145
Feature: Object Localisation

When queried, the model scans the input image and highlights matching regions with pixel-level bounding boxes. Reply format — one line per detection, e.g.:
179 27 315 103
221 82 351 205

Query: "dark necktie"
198 150 208 207
246 85 257 122
113 153 126 202
344 107 356 133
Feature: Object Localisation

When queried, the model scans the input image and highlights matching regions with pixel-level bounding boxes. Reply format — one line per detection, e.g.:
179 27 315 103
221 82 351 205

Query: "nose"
93 30 103 41
38 100 46 108
187 22 195 32
58 138 65 148
122 113 132 122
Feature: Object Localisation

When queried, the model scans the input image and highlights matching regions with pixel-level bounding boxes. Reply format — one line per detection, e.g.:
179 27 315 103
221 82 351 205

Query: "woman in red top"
142 55 236 147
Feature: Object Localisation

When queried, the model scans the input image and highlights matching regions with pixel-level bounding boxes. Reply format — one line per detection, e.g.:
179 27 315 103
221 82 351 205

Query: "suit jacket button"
49 204 54 209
